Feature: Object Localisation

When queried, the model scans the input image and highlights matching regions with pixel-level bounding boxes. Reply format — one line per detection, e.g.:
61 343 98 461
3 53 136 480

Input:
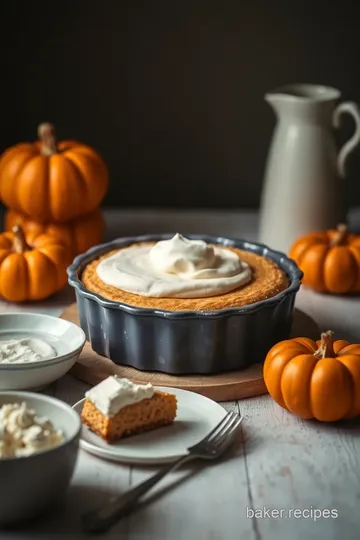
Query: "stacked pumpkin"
0 123 108 302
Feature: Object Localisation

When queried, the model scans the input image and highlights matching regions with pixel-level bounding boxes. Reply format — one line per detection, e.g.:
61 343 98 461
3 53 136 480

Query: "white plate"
73 387 227 465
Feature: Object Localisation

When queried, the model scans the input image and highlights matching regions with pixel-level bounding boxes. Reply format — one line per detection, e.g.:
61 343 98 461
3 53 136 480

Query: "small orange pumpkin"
263 331 360 422
4 208 105 257
0 225 71 302
0 123 108 223
289 223 360 294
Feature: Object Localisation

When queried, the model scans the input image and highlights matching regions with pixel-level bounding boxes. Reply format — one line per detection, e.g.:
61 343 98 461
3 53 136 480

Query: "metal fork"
82 410 243 533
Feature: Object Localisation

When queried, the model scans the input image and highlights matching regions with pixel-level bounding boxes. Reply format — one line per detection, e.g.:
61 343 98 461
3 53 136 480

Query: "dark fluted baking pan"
67 234 302 375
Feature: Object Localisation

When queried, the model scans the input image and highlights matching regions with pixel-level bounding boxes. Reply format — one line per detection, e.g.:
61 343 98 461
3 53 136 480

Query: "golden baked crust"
81 390 177 442
80 242 289 311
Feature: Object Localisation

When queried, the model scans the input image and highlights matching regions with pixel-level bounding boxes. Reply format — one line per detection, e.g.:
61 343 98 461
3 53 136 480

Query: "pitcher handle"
333 101 360 178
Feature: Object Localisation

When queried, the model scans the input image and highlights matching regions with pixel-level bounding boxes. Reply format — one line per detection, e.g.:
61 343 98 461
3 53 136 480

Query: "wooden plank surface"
239 395 360 540
126 402 255 540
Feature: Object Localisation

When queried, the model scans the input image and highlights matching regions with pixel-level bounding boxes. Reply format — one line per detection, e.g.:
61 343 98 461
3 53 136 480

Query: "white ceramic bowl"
0 313 86 391
0 391 81 526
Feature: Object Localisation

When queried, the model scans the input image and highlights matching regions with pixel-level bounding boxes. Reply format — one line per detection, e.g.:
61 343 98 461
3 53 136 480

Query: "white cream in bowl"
0 401 64 459
0 338 57 364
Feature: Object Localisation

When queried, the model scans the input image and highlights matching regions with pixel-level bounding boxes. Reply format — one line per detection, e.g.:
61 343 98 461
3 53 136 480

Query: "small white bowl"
0 313 86 391
0 391 81 526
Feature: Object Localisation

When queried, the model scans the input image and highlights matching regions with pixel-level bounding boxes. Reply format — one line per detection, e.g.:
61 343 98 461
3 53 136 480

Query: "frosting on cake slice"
81 376 177 442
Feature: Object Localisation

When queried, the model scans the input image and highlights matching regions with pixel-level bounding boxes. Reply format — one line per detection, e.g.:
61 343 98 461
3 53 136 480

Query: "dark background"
1 0 360 209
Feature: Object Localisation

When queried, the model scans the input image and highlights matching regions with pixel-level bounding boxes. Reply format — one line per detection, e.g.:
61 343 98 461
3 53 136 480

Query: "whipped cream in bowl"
0 401 64 459
96 233 252 298
0 391 81 526
0 313 86 391
0 338 56 365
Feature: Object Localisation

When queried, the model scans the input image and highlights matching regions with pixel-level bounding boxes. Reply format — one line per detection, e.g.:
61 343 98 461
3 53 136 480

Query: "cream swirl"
0 402 64 458
96 233 252 298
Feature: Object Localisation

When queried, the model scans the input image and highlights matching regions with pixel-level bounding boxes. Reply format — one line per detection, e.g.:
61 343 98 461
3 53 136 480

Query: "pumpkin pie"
81 234 288 311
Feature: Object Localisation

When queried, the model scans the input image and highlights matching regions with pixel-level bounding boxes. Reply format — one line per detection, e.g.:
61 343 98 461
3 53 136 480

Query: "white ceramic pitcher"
259 83 360 254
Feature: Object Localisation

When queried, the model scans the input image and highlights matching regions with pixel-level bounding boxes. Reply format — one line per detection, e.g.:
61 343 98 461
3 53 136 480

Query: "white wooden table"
2 208 360 540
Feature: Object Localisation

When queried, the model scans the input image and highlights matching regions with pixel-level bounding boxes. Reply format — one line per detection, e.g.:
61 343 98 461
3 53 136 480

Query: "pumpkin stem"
12 225 30 253
314 330 335 359
38 122 57 156
330 223 348 247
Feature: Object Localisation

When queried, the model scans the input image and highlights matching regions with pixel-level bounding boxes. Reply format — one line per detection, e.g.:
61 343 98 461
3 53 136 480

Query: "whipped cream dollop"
0 338 56 364
0 402 64 459
96 233 252 298
85 376 154 417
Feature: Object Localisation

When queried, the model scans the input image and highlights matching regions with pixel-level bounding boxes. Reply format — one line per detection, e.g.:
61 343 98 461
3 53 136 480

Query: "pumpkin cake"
81 376 177 442
81 234 288 311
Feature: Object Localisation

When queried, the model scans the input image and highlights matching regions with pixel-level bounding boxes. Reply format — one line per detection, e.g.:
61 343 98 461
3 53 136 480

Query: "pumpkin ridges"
0 150 38 211
61 153 98 214
48 155 87 222
339 344 360 355
292 337 317 352
16 155 50 221
336 355 360 418
281 354 318 418
24 251 58 300
289 234 327 267
299 243 329 291
0 253 29 302
334 340 351 353
70 210 105 255
310 358 353 421
324 246 358 293
0 236 13 249
0 250 9 264
264 350 307 407
65 150 108 205
263 341 310 379
0 250 12 298
38 245 71 289
4 208 104 256
348 246 360 290
0 145 35 176
349 237 360 247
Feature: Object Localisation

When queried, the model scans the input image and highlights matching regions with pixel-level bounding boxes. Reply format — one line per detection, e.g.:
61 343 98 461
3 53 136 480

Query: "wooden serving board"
61 303 319 402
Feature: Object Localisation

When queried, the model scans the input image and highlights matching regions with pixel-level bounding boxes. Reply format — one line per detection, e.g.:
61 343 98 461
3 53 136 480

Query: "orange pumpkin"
263 331 360 422
0 225 71 302
289 223 360 294
0 123 108 223
4 208 105 257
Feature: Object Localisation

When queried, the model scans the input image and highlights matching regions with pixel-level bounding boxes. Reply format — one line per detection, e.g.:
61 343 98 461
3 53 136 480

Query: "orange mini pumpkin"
263 331 360 422
0 225 71 302
0 123 108 223
289 223 360 294
4 208 105 257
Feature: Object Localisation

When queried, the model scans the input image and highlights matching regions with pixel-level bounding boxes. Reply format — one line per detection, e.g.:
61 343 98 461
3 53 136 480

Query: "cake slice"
81 376 177 442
